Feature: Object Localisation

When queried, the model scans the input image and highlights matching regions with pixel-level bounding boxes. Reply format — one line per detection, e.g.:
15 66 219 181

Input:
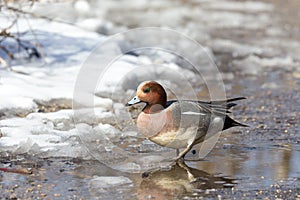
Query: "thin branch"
0 1 42 63
2 3 75 25
0 167 32 174
0 0 80 66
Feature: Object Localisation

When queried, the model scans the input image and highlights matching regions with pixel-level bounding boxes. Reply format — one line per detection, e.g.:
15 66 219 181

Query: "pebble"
54 193 61 197
257 124 265 129
40 193 47 198
26 187 34 193
276 189 281 193
223 144 233 149
10 194 17 200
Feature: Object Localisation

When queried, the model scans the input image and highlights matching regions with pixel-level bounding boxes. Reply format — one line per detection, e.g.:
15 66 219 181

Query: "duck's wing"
166 97 248 129
194 97 246 115
193 97 248 129
167 97 246 115
165 101 212 131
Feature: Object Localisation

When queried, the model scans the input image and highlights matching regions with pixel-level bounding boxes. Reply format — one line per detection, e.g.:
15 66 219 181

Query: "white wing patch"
182 111 206 116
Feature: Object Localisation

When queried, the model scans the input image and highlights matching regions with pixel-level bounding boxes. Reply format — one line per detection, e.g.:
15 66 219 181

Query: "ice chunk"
89 176 132 188
94 124 121 139
0 104 119 159
88 176 133 199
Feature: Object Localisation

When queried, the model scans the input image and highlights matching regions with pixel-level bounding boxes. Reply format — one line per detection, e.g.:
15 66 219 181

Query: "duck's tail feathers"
226 97 247 102
223 116 248 130
225 97 246 109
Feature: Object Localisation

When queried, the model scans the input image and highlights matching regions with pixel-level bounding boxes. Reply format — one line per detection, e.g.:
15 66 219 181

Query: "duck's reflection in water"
138 160 236 199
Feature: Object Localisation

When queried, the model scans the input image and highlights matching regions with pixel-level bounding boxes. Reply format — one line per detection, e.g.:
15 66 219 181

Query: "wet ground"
1 0 300 199
1 72 299 199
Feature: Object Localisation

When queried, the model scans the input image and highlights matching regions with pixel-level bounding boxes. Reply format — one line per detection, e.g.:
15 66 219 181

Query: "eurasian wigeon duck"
126 81 247 161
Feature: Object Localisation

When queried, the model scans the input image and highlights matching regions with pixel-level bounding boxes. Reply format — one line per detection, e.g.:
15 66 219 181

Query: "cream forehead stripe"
138 81 152 89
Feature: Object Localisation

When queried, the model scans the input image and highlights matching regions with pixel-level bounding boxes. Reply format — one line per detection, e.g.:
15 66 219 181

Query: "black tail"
224 97 247 109
223 116 248 130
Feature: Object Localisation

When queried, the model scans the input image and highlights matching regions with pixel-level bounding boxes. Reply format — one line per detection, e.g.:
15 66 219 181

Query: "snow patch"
233 55 299 75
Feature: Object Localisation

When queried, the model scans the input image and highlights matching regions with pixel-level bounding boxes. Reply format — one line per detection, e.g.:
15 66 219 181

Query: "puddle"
190 136 300 184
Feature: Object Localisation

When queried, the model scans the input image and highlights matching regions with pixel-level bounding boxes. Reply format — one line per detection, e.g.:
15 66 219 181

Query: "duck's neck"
142 103 165 114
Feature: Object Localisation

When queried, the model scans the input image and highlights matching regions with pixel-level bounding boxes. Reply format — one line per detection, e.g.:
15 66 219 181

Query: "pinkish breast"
137 110 174 138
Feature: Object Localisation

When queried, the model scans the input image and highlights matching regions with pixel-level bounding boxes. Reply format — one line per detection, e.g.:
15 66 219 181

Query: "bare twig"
2 3 74 25
0 167 32 174
0 1 42 65
0 0 78 66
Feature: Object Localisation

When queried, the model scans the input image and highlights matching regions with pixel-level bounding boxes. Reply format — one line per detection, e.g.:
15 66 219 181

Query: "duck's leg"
174 143 193 161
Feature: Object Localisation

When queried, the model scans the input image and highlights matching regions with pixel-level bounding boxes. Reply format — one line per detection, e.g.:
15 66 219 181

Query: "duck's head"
126 81 167 111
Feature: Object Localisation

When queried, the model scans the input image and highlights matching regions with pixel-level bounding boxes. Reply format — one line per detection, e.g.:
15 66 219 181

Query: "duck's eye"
143 87 150 93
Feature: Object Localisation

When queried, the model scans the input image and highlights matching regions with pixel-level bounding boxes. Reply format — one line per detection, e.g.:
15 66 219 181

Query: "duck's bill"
126 96 142 106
